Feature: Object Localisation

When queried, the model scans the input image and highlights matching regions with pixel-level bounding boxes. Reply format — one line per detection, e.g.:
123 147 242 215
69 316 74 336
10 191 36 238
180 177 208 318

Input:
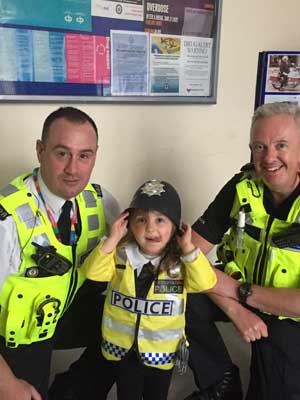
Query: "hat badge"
140 180 165 197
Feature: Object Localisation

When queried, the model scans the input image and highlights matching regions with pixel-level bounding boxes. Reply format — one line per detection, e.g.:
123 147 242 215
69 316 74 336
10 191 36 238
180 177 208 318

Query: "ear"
36 140 45 163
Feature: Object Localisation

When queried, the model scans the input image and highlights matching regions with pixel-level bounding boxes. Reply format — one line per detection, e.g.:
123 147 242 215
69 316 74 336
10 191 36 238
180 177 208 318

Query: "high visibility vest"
0 173 105 347
217 172 300 320
84 245 216 370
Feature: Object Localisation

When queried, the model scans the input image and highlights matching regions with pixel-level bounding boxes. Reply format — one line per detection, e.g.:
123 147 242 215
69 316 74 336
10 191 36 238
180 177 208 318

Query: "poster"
255 51 300 108
144 0 215 36
0 0 92 32
111 30 149 95
93 0 144 21
150 34 212 96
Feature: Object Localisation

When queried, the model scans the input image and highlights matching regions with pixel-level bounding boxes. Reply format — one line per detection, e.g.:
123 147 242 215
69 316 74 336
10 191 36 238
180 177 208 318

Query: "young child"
83 179 217 400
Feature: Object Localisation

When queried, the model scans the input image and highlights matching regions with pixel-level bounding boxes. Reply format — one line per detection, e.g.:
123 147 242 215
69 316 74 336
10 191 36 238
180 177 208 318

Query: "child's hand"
110 211 129 241
101 211 129 254
176 223 196 255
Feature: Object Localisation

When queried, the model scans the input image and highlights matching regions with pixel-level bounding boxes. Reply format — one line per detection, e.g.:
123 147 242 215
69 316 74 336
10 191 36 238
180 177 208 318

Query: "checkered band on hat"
102 339 129 359
140 351 176 365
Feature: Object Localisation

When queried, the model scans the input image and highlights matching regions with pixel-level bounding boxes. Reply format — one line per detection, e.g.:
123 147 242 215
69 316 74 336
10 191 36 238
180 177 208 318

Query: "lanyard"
32 168 77 245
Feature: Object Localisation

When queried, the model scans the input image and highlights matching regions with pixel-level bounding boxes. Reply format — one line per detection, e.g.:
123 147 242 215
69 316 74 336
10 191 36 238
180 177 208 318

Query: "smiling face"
129 209 175 256
250 114 300 202
36 117 98 199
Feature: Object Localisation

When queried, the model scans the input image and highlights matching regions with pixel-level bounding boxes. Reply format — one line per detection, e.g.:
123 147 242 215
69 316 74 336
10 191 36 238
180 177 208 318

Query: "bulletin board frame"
0 0 222 104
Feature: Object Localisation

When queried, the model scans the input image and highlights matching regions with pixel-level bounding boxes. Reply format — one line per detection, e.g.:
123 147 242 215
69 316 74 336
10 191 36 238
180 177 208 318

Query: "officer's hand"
177 223 195 255
0 378 41 400
229 303 268 343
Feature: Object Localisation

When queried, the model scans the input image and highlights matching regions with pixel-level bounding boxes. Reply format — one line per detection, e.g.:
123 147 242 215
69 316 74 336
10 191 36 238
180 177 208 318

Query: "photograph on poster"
0 0 222 103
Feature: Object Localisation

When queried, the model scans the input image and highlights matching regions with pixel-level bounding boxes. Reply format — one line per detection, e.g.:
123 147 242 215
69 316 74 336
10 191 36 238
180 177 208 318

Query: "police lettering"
154 279 184 294
111 290 173 316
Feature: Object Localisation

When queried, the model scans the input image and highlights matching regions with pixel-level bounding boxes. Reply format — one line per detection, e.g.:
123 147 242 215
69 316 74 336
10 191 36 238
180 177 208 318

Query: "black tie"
136 262 155 298
57 200 72 245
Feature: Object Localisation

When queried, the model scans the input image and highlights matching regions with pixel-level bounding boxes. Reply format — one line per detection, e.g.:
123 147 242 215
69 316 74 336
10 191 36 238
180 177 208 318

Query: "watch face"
239 283 252 303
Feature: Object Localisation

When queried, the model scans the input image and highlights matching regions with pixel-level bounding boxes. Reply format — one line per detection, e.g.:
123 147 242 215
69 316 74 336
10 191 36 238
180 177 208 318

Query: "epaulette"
0 204 11 220
92 183 103 198
240 162 254 172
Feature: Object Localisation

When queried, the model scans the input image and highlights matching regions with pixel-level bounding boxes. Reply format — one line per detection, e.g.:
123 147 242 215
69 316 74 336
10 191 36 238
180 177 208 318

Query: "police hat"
129 179 181 227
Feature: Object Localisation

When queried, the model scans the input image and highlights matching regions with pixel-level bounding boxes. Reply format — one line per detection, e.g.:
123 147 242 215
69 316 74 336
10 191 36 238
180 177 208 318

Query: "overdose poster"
144 0 215 37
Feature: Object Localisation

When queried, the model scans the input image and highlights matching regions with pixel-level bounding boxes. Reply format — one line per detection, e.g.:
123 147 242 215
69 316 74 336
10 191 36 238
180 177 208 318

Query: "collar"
26 168 75 215
125 243 161 272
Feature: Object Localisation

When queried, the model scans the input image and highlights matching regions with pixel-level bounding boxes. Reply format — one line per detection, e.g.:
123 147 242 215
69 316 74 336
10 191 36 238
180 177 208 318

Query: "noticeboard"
0 0 222 103
255 51 300 109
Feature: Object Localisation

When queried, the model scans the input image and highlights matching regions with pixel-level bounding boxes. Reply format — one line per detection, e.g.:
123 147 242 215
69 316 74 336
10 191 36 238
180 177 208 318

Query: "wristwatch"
238 282 252 304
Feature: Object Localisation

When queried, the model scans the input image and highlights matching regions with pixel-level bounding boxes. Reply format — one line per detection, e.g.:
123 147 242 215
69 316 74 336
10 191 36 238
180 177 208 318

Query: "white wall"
0 0 299 232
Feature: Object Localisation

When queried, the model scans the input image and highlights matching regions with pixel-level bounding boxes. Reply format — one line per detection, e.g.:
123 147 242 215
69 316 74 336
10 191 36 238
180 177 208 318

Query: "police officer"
0 107 119 400
185 102 300 400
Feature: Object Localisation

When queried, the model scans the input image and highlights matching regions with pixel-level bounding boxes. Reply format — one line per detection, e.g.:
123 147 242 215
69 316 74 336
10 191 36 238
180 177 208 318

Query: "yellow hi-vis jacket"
217 172 300 320
0 173 105 347
83 244 216 370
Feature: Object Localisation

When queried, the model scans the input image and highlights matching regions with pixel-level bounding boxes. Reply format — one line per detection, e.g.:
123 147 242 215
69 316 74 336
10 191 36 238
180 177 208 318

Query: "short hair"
41 107 98 143
251 102 300 139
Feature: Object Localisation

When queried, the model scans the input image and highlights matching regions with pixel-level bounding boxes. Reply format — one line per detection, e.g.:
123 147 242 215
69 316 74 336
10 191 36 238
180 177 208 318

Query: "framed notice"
0 0 222 103
255 51 300 109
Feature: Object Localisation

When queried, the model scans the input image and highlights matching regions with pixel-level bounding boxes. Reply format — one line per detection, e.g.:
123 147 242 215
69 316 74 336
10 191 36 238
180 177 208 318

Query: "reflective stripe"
138 326 183 342
88 214 99 230
103 315 183 342
15 203 40 229
0 184 19 197
102 315 135 336
31 233 51 247
111 290 183 316
87 237 98 251
82 190 97 208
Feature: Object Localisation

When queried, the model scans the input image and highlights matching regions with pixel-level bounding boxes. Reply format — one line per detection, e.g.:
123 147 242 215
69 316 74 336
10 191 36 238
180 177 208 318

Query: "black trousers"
49 280 115 400
113 353 173 400
0 336 53 399
186 293 300 400
186 293 234 390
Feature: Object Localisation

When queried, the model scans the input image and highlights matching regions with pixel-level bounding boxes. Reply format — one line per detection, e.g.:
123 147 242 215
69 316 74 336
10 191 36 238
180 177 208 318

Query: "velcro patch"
116 264 126 270
0 205 11 220
154 279 184 294
92 183 103 198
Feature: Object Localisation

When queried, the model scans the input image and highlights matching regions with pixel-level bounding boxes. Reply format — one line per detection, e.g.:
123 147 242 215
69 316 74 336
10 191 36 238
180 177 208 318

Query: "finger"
260 324 269 338
31 386 42 400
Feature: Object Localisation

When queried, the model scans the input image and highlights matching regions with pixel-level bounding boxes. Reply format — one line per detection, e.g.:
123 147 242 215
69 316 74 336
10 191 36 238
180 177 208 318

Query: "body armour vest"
0 173 105 347
217 171 300 321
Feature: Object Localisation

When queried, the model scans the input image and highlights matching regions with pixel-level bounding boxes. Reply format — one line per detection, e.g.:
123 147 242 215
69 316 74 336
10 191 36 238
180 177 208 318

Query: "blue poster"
0 0 92 32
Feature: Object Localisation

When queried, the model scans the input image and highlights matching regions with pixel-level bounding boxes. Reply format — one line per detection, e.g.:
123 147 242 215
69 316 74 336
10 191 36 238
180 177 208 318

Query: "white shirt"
125 243 162 277
0 170 120 290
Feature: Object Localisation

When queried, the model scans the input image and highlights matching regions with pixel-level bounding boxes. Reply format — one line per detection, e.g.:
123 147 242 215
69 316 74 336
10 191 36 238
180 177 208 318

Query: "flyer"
150 33 212 96
111 30 149 95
